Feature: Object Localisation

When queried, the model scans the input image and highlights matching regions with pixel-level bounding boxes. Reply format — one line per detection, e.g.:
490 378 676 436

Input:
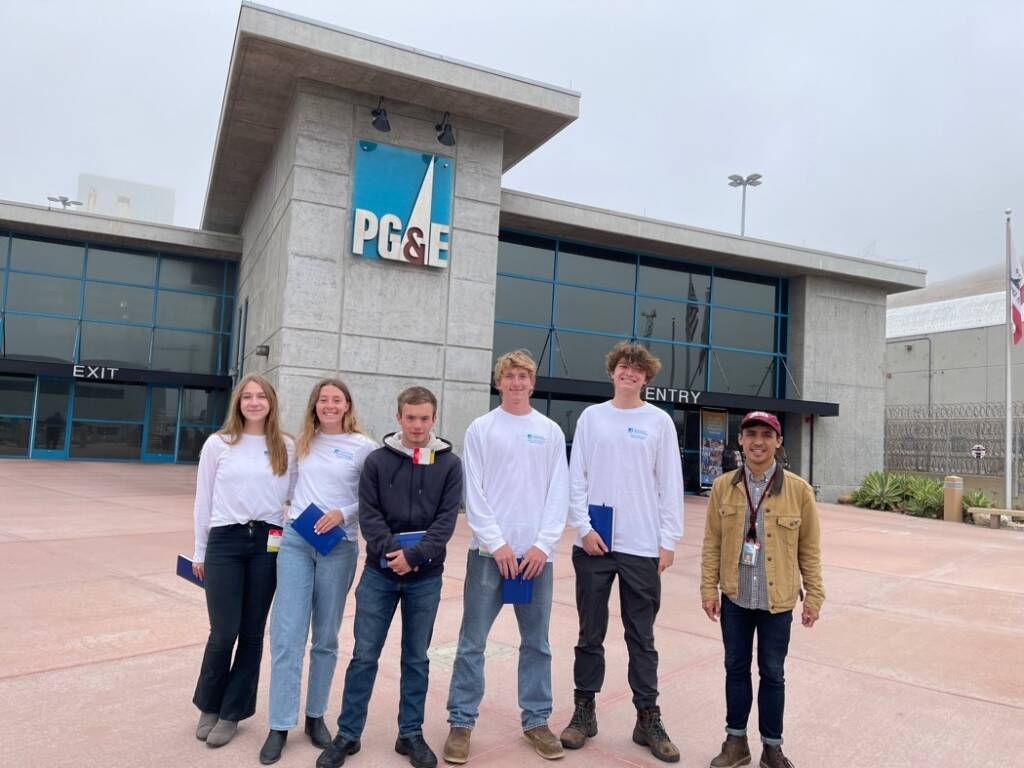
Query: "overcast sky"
1 0 1022 283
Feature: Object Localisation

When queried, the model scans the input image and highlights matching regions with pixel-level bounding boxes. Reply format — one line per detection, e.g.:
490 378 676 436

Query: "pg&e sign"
350 141 454 269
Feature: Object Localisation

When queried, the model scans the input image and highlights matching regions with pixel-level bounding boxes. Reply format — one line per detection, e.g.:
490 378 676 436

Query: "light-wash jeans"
447 550 554 731
267 524 358 731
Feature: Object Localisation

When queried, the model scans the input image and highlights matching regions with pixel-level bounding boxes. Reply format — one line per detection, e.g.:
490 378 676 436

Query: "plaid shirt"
734 461 776 611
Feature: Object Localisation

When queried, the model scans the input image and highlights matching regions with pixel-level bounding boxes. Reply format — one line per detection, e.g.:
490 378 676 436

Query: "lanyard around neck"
743 469 776 541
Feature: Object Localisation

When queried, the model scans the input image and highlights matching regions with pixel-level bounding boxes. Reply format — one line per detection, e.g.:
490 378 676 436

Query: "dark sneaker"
559 696 597 749
759 744 795 768
523 725 565 760
316 735 362 768
195 711 218 741
306 715 333 749
443 727 471 764
259 730 287 765
395 734 438 768
711 734 752 767
632 706 679 763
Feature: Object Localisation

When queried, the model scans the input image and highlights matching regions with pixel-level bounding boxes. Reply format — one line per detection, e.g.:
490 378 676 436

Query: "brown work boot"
559 696 597 749
442 727 471 764
710 734 752 767
523 725 565 760
632 706 679 763
759 744 794 768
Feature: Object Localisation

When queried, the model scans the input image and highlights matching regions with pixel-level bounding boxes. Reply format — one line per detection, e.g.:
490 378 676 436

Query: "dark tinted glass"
636 296 708 344
7 273 81 315
709 350 777 396
159 256 224 293
712 276 777 313
556 286 633 335
491 324 550 377
86 248 157 285
156 291 222 331
551 331 624 381
73 382 147 421
34 379 69 450
4 315 77 362
0 375 35 415
69 422 143 459
646 342 708 391
547 398 595 442
711 308 777 353
638 260 710 301
147 387 180 454
0 416 30 456
10 238 84 276
80 322 151 368
0 235 7 267
84 283 153 323
152 330 219 374
497 234 555 279
222 298 234 333
495 277 552 324
557 243 635 290
181 388 228 425
177 426 214 461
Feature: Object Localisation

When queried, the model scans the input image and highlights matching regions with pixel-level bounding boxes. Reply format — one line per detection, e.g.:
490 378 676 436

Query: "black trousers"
571 546 661 708
193 521 278 721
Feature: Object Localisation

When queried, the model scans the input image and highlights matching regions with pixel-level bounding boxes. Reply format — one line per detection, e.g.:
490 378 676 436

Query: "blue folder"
502 561 535 605
292 503 347 556
176 554 205 588
380 530 427 568
588 503 614 551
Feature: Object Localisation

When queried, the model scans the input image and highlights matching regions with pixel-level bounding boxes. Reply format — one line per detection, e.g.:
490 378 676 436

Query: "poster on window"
699 409 728 488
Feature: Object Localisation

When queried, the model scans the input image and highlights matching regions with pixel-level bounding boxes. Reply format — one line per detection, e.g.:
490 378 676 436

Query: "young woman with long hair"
258 378 376 765
191 374 296 749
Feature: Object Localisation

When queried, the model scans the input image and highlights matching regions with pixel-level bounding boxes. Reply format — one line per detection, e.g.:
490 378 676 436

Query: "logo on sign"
351 141 454 268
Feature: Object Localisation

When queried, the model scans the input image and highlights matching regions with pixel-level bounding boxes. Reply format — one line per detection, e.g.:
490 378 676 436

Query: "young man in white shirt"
443 350 569 763
559 341 684 763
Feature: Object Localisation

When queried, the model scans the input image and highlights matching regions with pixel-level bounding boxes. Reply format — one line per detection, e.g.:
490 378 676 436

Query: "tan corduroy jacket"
700 467 825 614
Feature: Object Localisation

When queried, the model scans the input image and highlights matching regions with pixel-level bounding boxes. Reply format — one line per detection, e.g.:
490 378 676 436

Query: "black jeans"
571 546 661 709
193 521 279 721
720 594 793 745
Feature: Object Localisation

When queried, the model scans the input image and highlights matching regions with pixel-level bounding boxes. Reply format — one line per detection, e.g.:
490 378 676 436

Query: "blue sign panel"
350 140 454 269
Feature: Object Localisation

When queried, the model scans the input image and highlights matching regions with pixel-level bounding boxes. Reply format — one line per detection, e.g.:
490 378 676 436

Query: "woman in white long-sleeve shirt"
259 378 375 765
191 374 296 749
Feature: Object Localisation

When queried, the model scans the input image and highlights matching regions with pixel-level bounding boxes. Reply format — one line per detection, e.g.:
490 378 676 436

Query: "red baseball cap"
739 411 782 436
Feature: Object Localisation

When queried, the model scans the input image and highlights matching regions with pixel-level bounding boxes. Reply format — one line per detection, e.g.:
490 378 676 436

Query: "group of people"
189 340 825 768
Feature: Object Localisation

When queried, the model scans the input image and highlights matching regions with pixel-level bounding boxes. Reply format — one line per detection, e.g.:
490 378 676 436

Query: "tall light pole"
727 173 762 235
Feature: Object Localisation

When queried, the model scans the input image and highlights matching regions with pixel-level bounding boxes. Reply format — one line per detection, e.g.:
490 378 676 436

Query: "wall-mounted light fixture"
435 112 456 147
254 344 270 357
371 97 390 133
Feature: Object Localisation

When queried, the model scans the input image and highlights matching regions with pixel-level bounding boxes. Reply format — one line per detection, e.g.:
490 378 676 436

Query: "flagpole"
1006 209 1013 509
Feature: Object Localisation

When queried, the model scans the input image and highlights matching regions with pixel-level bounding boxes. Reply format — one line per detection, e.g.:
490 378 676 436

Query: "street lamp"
46 195 83 210
727 173 762 235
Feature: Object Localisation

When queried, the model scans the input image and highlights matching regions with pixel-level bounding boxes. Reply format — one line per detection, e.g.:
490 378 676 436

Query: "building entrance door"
141 386 180 463
32 378 72 459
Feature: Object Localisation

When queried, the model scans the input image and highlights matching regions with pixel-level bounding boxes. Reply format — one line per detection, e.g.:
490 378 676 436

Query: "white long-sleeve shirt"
568 401 684 557
290 431 377 540
463 407 569 561
192 433 297 562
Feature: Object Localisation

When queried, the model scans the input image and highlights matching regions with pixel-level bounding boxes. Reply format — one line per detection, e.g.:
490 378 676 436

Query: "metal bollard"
943 476 963 522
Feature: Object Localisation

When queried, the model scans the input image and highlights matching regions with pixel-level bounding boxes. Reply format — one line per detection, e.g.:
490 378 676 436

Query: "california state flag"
1012 224 1024 345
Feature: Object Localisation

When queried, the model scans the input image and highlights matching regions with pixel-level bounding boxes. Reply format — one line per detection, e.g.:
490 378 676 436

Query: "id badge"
267 527 283 553
741 539 760 566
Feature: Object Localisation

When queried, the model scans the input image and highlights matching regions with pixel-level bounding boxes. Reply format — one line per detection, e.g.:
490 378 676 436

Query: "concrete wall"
787 276 889 500
236 80 503 449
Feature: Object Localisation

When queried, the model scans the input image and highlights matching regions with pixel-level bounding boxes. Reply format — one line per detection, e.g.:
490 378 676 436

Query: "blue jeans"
267 526 358 730
447 551 554 731
720 594 793 746
336 566 443 739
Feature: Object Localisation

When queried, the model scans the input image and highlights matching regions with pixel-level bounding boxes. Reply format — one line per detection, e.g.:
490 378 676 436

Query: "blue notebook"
380 530 427 568
502 563 535 605
292 503 347 556
588 503 614 551
176 554 204 588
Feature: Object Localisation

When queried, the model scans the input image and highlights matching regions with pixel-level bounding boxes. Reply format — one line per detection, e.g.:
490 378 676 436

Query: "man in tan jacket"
700 411 824 768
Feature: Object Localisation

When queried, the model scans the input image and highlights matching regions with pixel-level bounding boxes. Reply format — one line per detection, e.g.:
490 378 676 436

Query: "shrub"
902 476 944 518
962 490 992 514
852 471 906 511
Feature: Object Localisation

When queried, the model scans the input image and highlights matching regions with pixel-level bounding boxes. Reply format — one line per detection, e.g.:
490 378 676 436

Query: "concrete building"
78 174 176 225
0 3 924 499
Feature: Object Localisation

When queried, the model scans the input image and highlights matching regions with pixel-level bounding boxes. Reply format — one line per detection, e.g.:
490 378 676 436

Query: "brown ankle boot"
442 727 471 764
632 706 679 763
559 696 597 749
759 744 795 768
710 734 752 767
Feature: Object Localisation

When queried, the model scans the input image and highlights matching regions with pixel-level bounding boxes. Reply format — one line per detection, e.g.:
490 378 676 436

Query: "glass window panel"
152 329 218 374
497 234 555 279
80 322 151 368
222 298 234 333
551 331 625 382
34 379 69 450
69 422 143 460
177 426 214 462
557 242 636 290
547 398 595 443
0 416 30 456
159 256 223 293
10 238 84 276
156 291 222 331
7 273 81 315
84 283 153 323
147 387 180 454
491 324 550 377
638 260 710 302
0 375 35 415
73 382 147 421
4 315 77 362
556 285 633 335
646 342 708 391
712 275 777 313
86 248 157 285
711 308 777 353
636 296 708 344
495 277 552 325
0 234 8 267
181 387 228 425
709 350 777 397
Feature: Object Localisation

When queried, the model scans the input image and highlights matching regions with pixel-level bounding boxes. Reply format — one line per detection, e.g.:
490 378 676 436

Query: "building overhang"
201 2 580 234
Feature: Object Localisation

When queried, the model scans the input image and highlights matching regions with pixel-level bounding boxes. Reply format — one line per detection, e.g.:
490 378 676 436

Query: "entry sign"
351 140 454 269
971 444 987 459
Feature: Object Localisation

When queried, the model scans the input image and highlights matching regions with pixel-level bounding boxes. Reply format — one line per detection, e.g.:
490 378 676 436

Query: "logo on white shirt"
333 448 355 460
526 433 546 445
627 427 649 440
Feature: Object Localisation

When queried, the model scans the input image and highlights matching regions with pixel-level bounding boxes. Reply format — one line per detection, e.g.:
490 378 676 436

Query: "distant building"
77 174 175 225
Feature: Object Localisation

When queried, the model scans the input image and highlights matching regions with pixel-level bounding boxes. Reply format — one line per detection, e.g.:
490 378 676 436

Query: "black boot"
317 735 362 768
306 715 333 748
395 734 438 768
259 730 287 765
559 695 598 749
